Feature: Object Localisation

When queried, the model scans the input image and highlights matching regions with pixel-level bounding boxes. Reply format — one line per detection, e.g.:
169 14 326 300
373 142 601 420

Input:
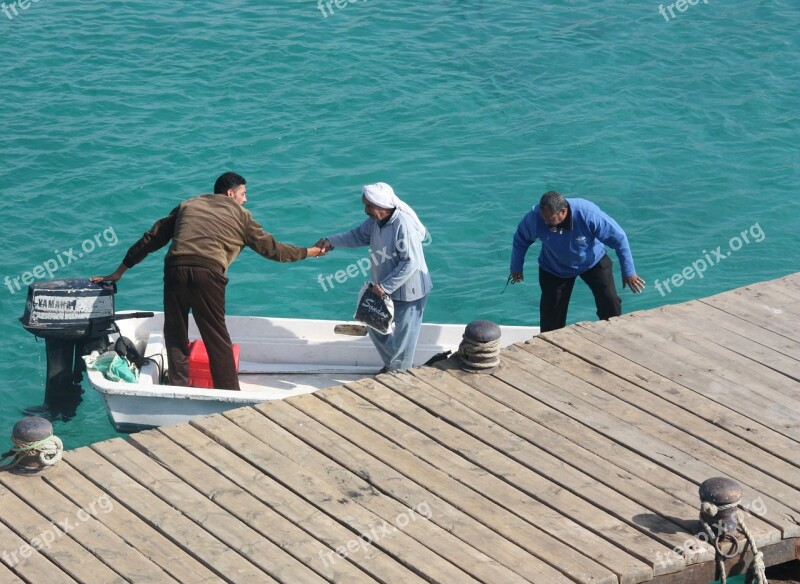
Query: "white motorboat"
86 311 538 432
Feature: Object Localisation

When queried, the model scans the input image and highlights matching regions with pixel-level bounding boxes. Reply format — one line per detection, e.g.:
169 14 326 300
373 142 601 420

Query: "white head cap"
362 182 426 239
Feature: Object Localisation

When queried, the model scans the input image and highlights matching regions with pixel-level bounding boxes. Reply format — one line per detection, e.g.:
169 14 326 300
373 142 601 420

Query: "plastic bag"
354 283 395 335
84 350 139 383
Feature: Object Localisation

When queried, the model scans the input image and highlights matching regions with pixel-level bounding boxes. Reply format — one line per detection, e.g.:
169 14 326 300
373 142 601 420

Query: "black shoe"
377 365 390 374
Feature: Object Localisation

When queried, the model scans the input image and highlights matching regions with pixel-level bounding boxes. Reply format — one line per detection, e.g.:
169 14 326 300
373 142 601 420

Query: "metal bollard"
457 320 502 373
1 417 63 473
699 477 742 558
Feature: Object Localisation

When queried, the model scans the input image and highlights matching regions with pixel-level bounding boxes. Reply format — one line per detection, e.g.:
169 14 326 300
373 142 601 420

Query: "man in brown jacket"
93 172 326 390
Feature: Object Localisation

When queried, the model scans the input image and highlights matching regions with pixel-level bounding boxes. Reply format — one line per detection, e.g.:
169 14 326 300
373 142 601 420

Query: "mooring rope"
699 500 768 584
740 518 768 584
457 335 501 370
0 434 63 471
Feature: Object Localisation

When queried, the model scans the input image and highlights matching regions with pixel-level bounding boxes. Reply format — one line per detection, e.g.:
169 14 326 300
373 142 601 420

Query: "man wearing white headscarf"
318 182 432 372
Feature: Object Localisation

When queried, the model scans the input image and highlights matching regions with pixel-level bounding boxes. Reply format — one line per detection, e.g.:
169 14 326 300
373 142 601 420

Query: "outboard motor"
20 279 117 409
19 278 151 415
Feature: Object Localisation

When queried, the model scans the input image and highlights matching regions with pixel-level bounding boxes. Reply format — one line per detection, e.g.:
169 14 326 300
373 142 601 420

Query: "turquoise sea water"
1 1 798 451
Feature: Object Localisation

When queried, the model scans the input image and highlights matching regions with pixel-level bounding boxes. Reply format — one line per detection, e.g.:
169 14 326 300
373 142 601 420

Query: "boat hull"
87 312 538 431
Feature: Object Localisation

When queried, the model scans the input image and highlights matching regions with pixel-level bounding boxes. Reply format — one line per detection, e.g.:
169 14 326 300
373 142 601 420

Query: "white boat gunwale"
87 310 538 432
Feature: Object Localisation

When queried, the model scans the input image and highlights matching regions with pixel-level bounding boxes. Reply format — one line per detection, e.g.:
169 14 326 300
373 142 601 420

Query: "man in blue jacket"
510 191 645 332
318 182 432 372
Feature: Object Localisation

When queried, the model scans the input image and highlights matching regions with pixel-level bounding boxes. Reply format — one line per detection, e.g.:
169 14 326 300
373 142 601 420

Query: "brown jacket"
123 194 307 274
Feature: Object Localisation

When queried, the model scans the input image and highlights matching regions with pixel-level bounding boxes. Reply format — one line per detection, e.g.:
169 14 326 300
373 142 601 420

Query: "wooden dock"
1 273 799 583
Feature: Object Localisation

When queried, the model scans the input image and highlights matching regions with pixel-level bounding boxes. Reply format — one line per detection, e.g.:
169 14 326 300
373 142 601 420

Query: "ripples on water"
0 1 797 448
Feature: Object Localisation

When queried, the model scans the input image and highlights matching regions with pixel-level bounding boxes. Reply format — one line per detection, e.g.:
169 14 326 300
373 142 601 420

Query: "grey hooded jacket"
328 209 432 301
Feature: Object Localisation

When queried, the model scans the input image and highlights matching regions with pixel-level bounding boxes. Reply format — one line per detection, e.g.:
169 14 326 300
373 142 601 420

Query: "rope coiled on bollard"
457 335 501 370
0 433 63 471
700 500 768 584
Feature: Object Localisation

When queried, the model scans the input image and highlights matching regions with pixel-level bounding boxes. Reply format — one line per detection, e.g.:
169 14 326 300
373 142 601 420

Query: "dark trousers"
538 254 621 333
163 266 240 390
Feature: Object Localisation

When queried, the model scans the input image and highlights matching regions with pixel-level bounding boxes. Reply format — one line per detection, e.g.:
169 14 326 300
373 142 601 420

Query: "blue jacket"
329 209 432 301
510 198 636 278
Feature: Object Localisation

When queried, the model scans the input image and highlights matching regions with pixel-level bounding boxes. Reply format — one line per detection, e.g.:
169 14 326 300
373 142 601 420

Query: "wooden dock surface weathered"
1 274 799 583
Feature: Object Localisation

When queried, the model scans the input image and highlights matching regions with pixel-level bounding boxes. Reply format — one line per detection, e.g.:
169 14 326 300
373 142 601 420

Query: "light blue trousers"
368 295 428 371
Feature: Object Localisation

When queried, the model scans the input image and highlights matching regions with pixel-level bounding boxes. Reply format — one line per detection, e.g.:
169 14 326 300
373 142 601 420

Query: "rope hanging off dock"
739 518 768 584
699 498 768 584
0 434 63 471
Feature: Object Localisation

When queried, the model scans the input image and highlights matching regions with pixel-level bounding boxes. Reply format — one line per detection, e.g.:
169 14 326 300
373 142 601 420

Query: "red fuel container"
188 340 240 389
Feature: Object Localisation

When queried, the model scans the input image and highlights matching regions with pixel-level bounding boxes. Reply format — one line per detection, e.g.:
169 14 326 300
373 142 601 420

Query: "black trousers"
163 266 240 390
538 254 621 333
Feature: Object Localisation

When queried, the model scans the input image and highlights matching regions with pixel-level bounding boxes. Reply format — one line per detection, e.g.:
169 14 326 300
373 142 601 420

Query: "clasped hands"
307 238 333 258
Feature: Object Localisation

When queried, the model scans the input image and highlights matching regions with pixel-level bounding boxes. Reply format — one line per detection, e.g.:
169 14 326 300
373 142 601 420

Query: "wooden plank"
91 438 325 584
0 470 177 583
769 272 800 289
694 297 800 356
65 445 270 583
428 361 716 512
410 365 782 564
0 517 76 584
0 561 25 584
300 385 659 583
699 287 800 342
660 302 800 380
189 412 458 584
731 275 800 304
487 356 799 539
344 375 713 570
774 288 800 305
649 537 800 584
408 365 714 538
629 312 800 400
502 344 800 526
244 402 576 583
158 422 421 584
434 359 785 546
127 427 377 584
542 326 800 467
747 283 800 308
0 482 125 583
664 301 800 374
571 320 800 444
777 272 800 289
42 461 219 584
519 337 800 493
744 280 800 311
580 314 800 414
772 275 800 299
702 278 800 310
227 405 546 584
282 391 625 584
